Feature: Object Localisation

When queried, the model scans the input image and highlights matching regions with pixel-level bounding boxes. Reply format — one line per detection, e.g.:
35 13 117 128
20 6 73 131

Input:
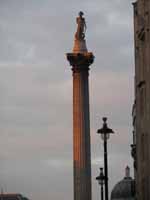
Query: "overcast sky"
0 0 134 200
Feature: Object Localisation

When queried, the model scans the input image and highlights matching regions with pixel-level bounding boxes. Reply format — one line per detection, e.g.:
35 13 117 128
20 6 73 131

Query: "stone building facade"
132 0 150 199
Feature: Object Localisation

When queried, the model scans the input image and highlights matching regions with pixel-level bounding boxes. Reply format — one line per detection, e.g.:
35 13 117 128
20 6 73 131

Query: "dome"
111 166 135 200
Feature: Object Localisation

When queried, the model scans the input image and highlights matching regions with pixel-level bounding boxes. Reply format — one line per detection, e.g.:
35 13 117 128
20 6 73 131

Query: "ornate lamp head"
97 117 114 141
96 168 105 185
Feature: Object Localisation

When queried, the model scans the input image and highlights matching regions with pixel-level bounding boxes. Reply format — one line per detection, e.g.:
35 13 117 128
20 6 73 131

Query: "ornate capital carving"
66 53 94 72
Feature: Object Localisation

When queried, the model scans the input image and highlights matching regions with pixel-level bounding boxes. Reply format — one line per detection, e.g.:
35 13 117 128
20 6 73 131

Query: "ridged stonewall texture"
67 51 94 200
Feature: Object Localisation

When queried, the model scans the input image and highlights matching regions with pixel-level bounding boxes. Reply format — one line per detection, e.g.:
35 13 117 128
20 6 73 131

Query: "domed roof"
111 166 135 200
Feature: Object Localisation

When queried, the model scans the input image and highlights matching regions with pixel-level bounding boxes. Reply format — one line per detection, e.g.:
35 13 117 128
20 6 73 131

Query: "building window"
138 81 146 117
142 178 146 200
140 87 144 116
141 133 145 161
137 14 145 41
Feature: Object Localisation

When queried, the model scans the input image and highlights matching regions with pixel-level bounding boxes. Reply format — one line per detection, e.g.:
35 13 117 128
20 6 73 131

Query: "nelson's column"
66 12 94 200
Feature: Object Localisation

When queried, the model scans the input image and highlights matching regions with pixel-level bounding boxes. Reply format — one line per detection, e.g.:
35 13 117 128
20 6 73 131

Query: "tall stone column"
66 12 94 200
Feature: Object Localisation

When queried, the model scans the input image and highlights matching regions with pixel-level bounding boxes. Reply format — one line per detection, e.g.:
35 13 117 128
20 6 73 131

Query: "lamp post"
97 117 114 200
96 167 105 200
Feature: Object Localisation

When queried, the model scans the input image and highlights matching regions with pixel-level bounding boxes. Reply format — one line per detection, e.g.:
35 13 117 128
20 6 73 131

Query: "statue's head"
79 11 84 17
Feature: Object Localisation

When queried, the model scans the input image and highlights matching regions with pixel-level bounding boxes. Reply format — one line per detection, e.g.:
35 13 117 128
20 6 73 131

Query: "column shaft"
73 69 91 200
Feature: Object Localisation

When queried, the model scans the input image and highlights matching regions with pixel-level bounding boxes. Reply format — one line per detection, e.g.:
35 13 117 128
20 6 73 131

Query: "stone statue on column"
73 11 88 53
75 11 87 40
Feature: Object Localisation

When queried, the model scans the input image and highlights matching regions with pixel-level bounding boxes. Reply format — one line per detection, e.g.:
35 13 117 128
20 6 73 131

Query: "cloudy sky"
0 0 135 200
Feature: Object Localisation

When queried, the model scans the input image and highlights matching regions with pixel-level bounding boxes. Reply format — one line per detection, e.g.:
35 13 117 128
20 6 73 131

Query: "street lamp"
96 167 105 200
97 117 114 200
